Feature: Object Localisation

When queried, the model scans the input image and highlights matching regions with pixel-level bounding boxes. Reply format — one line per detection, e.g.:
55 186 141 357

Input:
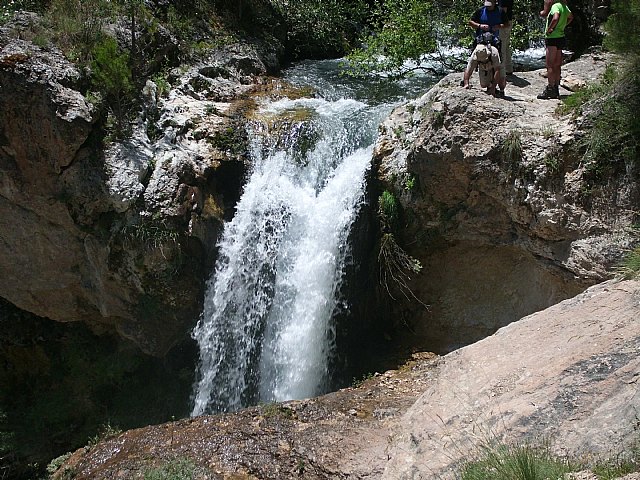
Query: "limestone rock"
373 53 639 351
0 24 271 355
382 279 640 479
52 280 640 479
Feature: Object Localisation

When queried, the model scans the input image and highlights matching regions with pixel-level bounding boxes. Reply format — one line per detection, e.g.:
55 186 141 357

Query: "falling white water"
191 60 437 416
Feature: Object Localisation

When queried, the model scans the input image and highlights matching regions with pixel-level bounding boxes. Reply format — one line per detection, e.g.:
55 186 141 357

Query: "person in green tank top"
537 0 574 99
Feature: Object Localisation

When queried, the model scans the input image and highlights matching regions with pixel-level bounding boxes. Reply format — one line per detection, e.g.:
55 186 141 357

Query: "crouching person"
462 33 502 96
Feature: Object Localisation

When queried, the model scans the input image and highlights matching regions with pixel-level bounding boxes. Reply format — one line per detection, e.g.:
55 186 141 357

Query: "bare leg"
538 45 559 99
545 45 558 86
553 47 563 86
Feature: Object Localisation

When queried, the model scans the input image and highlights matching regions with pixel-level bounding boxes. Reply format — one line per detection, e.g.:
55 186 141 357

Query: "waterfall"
191 60 436 416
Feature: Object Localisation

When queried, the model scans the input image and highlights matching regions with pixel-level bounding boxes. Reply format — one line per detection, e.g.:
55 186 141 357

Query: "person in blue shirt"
498 0 514 75
469 0 509 96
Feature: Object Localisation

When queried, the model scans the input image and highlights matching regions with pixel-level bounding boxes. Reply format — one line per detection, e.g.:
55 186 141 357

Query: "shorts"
479 68 494 88
545 36 566 49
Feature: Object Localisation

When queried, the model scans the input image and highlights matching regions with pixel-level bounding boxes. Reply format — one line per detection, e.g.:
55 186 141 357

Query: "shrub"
271 0 368 60
91 36 134 136
604 0 640 55
45 0 115 62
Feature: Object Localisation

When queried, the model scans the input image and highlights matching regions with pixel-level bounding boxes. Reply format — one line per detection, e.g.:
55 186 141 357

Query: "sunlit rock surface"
53 279 640 479
0 20 274 355
373 52 639 351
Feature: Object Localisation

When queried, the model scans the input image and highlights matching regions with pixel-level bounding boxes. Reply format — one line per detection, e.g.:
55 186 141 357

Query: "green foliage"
120 221 180 250
45 0 116 62
543 153 561 174
378 190 400 229
87 422 122 447
557 65 618 116
208 126 248 156
345 0 438 78
501 130 523 164
91 36 134 137
404 174 417 192
559 60 640 185
260 402 295 419
594 462 639 480
270 0 368 59
604 0 640 54
46 452 73 475
616 246 640 279
143 458 198 480
460 442 573 480
92 36 133 97
344 0 545 78
153 73 171 98
351 372 374 387
376 190 425 305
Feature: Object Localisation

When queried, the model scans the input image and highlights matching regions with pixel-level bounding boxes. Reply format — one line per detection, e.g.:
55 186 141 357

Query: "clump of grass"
143 458 198 480
557 64 619 116
501 130 523 164
404 173 417 192
615 246 640 279
379 189 399 228
352 372 374 388
120 220 180 251
541 126 555 139
460 442 573 480
87 422 122 447
260 402 295 419
543 152 561 174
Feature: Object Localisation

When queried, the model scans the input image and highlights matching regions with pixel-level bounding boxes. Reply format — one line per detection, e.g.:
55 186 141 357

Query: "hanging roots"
378 232 428 309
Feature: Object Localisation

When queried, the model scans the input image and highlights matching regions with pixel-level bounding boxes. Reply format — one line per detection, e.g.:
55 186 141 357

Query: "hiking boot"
537 85 558 100
553 84 560 98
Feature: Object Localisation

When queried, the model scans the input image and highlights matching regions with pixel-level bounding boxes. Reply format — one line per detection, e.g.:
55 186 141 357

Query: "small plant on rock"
142 457 198 480
501 130 523 164
543 152 561 174
460 441 573 480
377 190 425 306
615 246 640 279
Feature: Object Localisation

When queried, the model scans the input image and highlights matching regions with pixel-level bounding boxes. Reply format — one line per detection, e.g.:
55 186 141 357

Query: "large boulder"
383 279 640 479
0 20 273 355
373 52 639 351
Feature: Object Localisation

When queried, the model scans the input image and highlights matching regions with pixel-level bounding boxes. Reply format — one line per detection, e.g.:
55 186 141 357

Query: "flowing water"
191 60 438 416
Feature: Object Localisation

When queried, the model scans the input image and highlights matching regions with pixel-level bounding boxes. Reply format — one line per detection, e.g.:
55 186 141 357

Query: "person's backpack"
474 30 500 50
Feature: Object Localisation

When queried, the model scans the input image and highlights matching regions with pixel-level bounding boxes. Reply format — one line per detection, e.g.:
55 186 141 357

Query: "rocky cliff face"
373 52 639 352
0 16 276 355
